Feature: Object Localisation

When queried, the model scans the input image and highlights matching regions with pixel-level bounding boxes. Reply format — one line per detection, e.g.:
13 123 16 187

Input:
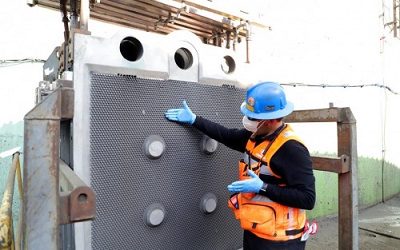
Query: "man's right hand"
165 100 196 125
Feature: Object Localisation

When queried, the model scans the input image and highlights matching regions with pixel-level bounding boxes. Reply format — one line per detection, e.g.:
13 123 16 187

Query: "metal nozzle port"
120 36 144 62
221 55 236 74
174 47 193 70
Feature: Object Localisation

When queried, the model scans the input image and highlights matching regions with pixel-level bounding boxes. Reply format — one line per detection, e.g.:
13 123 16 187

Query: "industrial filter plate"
73 29 245 250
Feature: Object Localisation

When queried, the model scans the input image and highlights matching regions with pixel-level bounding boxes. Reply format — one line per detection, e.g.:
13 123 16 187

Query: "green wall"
383 161 400 200
308 155 400 219
307 170 338 219
358 157 384 207
0 121 23 189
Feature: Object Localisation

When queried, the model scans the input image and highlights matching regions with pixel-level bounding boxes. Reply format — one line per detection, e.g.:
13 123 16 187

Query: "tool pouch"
239 202 276 236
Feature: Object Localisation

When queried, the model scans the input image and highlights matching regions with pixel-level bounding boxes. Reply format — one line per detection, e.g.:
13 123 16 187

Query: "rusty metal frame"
286 107 358 250
23 87 95 249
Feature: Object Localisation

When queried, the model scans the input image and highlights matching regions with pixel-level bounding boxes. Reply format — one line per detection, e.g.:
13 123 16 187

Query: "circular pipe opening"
120 36 143 62
221 55 236 74
174 47 193 70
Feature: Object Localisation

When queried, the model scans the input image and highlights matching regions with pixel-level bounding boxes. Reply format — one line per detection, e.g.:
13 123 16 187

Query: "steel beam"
285 107 340 123
23 88 74 249
311 155 349 173
337 108 358 250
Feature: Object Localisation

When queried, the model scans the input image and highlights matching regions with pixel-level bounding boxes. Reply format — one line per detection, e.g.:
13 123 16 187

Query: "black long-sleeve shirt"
193 116 315 210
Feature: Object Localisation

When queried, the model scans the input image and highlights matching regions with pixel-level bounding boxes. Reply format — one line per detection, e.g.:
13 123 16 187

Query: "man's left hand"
227 170 264 193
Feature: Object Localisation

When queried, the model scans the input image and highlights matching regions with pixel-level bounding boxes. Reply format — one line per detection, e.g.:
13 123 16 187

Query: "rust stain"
0 214 12 248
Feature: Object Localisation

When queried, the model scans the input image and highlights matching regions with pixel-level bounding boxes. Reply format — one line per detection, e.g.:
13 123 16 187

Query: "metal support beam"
23 88 74 249
286 107 358 250
311 155 349 173
337 108 358 250
286 107 340 123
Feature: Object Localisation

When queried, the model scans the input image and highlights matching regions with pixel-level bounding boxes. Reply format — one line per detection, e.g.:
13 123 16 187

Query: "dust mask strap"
242 116 260 133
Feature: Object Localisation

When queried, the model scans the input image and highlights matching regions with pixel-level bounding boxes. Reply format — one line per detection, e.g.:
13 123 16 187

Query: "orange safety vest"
228 124 307 241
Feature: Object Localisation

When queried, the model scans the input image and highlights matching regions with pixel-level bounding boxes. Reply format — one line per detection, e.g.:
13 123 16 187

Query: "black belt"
286 227 305 236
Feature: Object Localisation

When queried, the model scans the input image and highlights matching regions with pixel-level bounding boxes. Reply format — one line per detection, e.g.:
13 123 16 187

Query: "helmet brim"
240 101 294 120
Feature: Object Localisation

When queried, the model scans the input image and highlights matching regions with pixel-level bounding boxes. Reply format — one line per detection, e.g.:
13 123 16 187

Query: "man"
165 82 315 250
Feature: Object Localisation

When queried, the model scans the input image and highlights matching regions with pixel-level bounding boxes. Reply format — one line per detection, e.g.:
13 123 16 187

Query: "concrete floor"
306 194 400 250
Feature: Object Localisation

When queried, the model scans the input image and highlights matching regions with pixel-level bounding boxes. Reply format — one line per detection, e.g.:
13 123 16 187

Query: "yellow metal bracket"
0 153 23 250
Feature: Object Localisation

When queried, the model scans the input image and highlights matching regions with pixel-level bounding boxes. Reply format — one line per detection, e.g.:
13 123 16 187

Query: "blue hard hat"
240 82 293 120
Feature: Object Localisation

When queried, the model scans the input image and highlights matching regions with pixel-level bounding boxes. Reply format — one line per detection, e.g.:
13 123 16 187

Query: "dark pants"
243 230 306 250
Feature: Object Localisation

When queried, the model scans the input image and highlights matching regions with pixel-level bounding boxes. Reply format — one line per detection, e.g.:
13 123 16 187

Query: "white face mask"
242 116 260 133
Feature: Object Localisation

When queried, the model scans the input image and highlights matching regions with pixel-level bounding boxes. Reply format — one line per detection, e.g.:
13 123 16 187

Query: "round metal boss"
144 203 166 227
200 136 218 154
143 135 166 159
200 193 218 214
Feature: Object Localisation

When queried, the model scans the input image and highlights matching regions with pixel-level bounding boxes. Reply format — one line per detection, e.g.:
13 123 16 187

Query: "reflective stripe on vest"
231 124 307 241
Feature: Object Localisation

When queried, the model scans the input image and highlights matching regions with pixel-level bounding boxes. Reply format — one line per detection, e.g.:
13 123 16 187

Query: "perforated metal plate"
88 73 245 249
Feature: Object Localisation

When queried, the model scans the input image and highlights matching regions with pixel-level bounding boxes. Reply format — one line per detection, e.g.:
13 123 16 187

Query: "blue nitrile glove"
165 100 196 125
227 170 264 193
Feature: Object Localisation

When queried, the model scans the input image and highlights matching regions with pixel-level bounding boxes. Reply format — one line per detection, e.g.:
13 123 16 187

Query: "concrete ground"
306 194 400 249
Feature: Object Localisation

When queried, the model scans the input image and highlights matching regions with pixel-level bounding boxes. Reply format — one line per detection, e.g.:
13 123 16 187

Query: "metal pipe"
80 0 90 31
225 30 231 49
245 22 251 63
70 0 79 29
207 32 222 45
236 22 251 63
60 0 69 73
232 21 251 62
232 28 237 51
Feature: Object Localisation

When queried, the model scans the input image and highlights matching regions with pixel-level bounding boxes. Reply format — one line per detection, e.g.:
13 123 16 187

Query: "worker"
165 82 315 250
